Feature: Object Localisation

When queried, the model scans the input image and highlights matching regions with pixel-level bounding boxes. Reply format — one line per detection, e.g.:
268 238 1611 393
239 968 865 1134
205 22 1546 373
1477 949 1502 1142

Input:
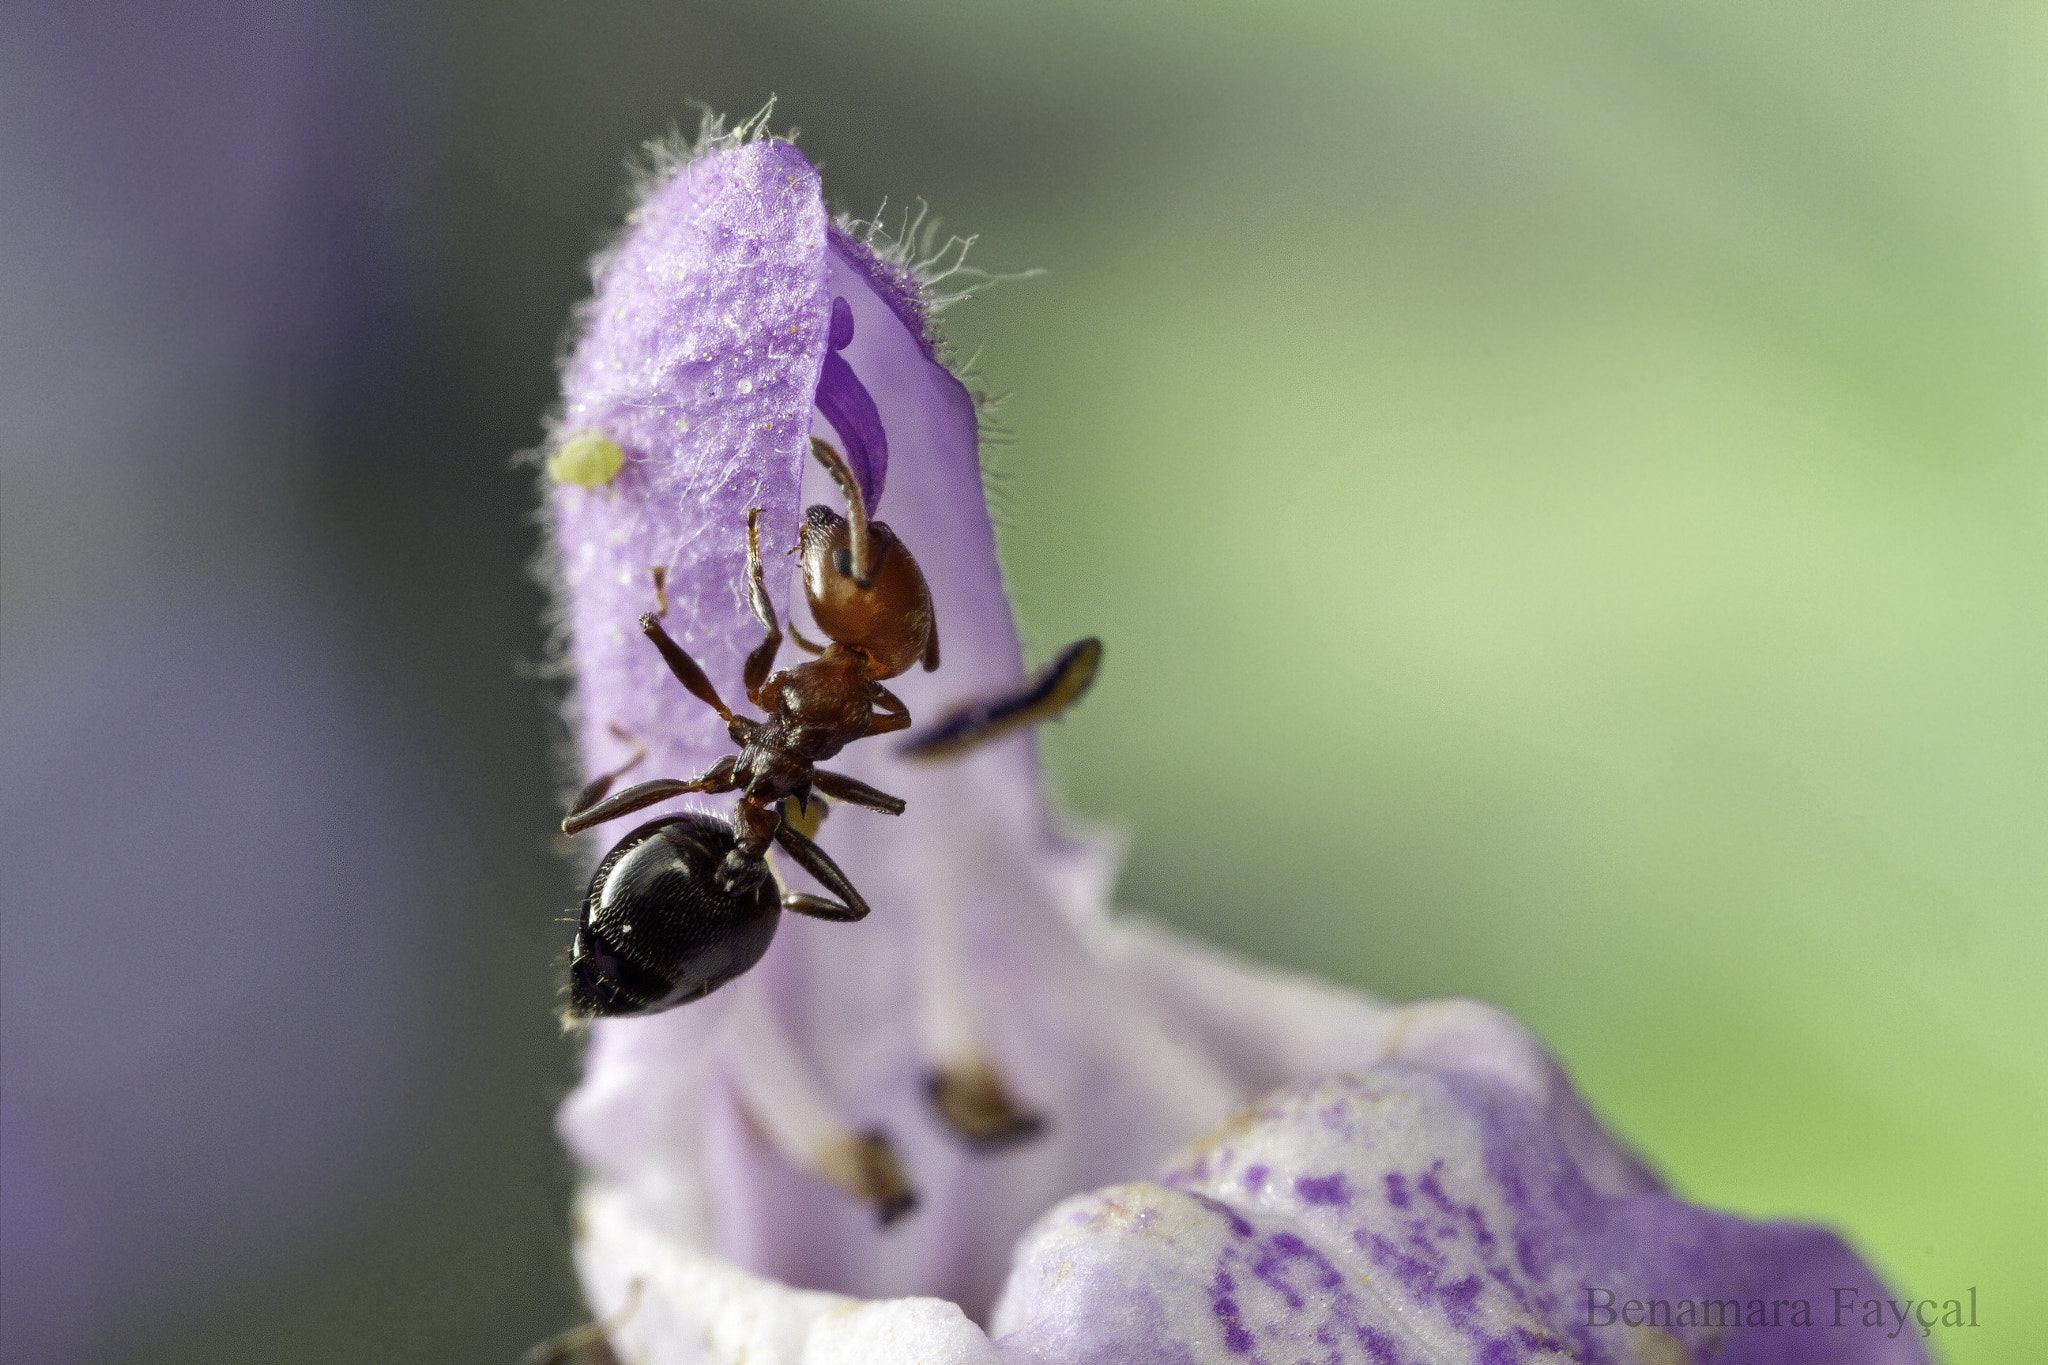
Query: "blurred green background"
4 2 2039 1363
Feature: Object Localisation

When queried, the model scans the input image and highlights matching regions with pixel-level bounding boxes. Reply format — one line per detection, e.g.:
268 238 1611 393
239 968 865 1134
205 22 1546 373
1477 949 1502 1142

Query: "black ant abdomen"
569 813 782 1019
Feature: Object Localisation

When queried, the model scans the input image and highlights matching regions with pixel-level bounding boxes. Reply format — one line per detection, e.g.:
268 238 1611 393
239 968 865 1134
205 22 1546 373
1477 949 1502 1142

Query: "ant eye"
832 548 853 578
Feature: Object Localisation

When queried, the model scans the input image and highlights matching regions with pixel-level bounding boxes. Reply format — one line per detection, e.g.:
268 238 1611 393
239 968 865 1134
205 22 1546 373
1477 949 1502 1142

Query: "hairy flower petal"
550 135 828 809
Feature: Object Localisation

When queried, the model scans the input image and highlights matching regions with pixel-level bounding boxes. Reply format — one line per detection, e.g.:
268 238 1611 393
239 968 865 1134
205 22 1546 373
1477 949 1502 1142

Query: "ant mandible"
559 436 937 1018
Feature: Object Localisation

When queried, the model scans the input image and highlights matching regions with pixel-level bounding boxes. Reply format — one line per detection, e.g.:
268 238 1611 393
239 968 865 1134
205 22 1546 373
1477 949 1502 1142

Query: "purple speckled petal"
991 1068 1930 1365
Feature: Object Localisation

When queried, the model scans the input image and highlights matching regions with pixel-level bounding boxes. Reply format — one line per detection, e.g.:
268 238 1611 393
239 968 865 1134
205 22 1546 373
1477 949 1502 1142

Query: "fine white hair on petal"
835 199 1045 350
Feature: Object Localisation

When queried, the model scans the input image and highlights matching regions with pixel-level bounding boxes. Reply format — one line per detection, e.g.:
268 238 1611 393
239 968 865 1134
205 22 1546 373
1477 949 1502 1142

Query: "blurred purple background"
2 6 545 1361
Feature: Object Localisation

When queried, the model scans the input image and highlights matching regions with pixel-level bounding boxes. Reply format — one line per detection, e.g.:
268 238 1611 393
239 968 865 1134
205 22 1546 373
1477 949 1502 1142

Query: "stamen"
722 987 861 1155
722 985 916 1221
812 296 889 510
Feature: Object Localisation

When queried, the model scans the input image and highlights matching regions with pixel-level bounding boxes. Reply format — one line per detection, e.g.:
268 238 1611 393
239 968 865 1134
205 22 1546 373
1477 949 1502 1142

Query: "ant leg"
900 637 1102 761
566 723 647 819
518 1280 642 1365
638 613 734 720
810 767 906 816
742 509 783 705
561 756 737 835
788 621 826 656
723 984 917 1223
864 683 913 738
770 821 871 921
809 436 875 586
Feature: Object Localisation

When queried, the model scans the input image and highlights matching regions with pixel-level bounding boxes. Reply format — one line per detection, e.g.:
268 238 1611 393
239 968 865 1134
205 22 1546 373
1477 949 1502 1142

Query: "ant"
559 437 937 1018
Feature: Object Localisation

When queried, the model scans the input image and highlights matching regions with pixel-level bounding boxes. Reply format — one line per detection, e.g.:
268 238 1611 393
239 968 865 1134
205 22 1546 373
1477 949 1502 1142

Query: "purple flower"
540 121 1923 1365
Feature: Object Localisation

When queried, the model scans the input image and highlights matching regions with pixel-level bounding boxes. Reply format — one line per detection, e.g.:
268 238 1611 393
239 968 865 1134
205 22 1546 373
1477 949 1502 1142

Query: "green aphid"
549 433 626 488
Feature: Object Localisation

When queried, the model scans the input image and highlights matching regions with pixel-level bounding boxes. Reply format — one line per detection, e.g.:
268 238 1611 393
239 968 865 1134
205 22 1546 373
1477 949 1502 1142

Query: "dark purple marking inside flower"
1254 1231 1345 1306
998 1070 1929 1365
1473 1339 1518 1365
1209 1266 1257 1355
813 295 889 509
1188 1190 1256 1238
827 224 938 359
1463 1204 1498 1254
828 293 855 349
1416 1163 1456 1215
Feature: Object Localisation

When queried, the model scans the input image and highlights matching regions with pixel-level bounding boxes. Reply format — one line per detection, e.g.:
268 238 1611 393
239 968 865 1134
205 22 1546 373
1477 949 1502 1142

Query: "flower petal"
1089 923 1663 1200
991 1066 1930 1365
576 1182 1004 1365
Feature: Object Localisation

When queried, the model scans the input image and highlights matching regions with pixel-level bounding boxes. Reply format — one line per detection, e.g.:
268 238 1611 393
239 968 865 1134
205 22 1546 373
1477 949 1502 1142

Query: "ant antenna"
567 724 648 817
518 1278 644 1365
810 437 875 586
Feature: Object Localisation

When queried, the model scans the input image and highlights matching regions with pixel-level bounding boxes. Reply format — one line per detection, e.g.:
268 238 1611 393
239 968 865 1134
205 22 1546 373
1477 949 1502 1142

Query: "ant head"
799 505 936 678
